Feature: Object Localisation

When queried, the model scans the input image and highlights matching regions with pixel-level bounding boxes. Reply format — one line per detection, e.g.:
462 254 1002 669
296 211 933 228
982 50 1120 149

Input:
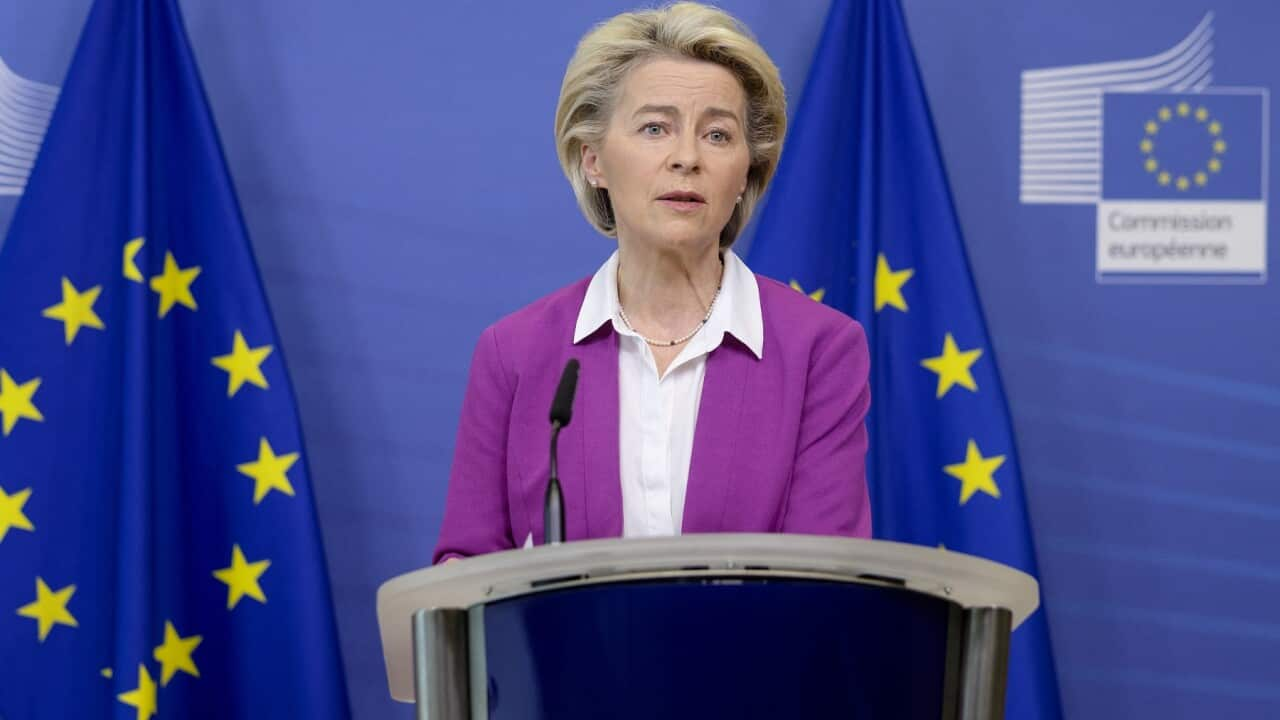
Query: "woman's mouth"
656 191 706 212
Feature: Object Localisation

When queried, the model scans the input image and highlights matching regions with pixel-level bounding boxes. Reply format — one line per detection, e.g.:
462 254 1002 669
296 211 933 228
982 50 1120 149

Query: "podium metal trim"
411 608 470 720
958 606 1013 720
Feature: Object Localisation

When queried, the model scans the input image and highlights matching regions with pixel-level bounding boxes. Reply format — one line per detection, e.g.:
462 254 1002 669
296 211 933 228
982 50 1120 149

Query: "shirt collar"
573 248 764 360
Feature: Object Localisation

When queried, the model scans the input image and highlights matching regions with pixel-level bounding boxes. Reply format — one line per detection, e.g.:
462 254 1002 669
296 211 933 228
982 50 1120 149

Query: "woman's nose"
668 133 701 173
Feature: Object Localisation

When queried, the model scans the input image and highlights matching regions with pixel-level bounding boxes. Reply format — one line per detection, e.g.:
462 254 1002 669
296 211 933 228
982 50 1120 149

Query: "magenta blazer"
432 273 872 563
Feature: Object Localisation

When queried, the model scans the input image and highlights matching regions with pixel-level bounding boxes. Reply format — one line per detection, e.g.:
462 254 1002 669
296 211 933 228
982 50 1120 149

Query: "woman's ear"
581 143 607 189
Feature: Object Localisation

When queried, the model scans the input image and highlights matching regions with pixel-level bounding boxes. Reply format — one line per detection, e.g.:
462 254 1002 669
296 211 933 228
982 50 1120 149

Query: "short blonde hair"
554 2 787 248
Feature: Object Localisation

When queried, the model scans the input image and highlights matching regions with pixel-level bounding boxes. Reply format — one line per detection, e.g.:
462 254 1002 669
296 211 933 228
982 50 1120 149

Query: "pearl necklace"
617 259 724 348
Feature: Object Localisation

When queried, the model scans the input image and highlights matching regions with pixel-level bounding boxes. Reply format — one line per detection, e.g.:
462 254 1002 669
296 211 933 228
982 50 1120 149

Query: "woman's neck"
615 238 723 339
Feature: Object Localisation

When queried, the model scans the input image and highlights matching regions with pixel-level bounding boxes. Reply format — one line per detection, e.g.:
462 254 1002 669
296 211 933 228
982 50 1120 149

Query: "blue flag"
0 0 350 718
1101 91 1264 201
748 0 1063 716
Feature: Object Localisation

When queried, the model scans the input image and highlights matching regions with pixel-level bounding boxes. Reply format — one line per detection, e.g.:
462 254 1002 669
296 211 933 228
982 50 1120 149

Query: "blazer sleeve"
779 318 873 537
432 325 517 563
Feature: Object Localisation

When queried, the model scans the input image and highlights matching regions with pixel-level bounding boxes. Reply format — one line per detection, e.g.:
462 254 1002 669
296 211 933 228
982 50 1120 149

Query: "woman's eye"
708 130 731 143
643 123 665 136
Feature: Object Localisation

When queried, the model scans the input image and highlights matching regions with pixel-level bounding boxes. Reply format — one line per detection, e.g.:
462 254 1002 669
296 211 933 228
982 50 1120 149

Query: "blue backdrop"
0 2 1276 718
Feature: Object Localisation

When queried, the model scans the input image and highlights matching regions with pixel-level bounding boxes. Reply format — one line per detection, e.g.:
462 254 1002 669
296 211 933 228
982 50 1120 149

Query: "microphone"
550 358 579 428
544 359 579 545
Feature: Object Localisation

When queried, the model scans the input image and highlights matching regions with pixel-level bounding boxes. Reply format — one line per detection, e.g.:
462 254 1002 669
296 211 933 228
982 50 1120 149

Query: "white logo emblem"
0 56 60 197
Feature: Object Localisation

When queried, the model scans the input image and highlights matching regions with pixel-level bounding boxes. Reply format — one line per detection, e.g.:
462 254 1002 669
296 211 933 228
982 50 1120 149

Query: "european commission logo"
1020 14 1269 283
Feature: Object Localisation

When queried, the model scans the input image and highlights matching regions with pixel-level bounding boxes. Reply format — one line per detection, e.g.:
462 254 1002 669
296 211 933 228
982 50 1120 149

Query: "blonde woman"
434 2 870 562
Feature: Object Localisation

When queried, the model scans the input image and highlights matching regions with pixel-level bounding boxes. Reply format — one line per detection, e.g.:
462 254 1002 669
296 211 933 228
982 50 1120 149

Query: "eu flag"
0 0 350 717
1101 91 1265 201
748 0 1063 716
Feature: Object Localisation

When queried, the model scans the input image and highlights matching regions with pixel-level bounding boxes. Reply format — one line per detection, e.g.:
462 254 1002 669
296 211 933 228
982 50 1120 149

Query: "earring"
590 178 598 187
736 195 742 204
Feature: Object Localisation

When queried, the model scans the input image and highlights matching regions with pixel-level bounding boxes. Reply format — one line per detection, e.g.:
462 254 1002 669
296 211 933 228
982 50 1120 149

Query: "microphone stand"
544 358 577 545
545 421 566 545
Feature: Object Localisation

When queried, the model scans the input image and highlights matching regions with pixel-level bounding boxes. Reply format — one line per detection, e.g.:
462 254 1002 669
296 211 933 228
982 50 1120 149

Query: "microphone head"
549 358 580 427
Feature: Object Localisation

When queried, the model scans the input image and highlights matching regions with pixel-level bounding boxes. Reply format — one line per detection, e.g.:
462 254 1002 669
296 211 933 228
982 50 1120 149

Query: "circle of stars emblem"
1140 101 1226 191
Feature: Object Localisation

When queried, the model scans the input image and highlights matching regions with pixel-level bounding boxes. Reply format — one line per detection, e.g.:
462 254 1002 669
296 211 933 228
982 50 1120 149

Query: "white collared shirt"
573 249 764 537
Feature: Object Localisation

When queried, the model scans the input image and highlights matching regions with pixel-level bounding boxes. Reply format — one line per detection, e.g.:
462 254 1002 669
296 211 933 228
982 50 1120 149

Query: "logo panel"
1020 14 1270 283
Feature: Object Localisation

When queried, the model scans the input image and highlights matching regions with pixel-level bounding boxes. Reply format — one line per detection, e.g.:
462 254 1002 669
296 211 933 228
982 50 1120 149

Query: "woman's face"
583 57 751 254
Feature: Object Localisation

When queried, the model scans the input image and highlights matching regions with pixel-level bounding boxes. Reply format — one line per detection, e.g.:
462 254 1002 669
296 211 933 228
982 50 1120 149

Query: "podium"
377 534 1039 719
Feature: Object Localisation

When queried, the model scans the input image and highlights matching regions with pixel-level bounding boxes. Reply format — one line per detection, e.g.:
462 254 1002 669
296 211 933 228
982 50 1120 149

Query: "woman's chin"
649 231 716 254
632 218 716 248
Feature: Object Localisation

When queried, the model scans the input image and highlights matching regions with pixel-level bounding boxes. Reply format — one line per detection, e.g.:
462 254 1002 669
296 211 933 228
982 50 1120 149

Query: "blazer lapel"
574 328 623 538
683 340 752 533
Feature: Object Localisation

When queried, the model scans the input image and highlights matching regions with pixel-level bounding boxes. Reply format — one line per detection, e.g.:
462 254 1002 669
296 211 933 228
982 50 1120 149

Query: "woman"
433 2 870 563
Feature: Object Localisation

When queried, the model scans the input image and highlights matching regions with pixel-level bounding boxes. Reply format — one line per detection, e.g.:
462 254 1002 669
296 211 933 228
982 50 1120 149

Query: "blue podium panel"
480 578 962 719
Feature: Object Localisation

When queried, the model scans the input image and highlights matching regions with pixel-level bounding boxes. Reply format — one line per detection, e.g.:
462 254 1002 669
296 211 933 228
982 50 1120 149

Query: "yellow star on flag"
42 277 105 345
944 440 1005 505
213 544 271 609
0 484 35 543
874 253 913 313
117 664 157 720
16 577 78 641
211 330 273 397
149 250 201 318
0 369 43 436
788 280 825 303
920 333 983 398
123 237 146 282
153 620 202 686
237 437 299 504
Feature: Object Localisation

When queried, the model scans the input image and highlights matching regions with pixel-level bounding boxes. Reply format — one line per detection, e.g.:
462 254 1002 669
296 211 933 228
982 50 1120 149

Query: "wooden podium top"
377 534 1039 701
